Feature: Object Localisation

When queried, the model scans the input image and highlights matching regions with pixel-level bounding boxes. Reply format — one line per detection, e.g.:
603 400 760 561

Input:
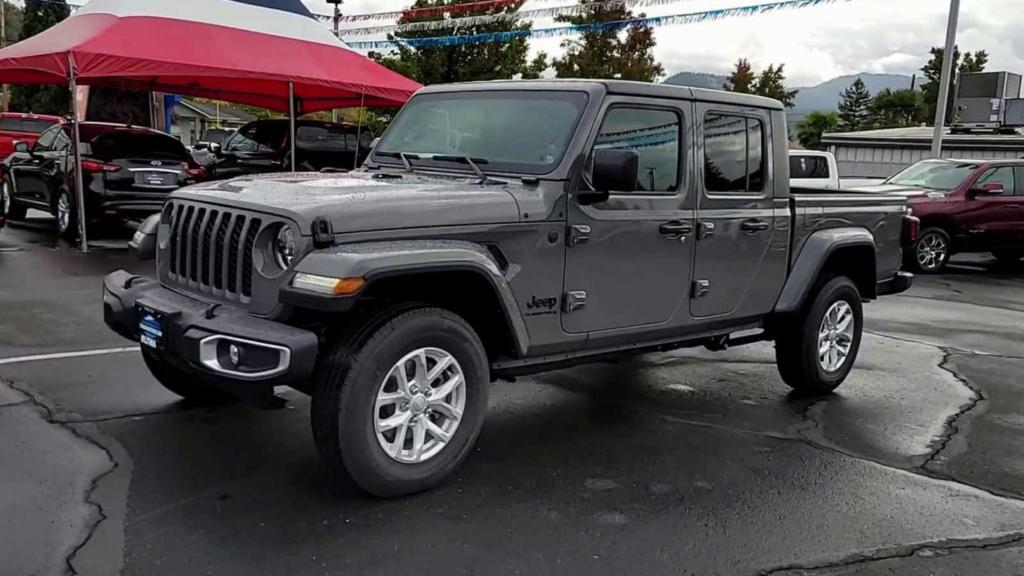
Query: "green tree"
752 64 798 108
723 58 756 93
919 46 988 124
8 0 69 115
370 0 547 85
796 111 838 150
2 1 24 44
551 1 663 81
869 88 922 128
836 78 871 131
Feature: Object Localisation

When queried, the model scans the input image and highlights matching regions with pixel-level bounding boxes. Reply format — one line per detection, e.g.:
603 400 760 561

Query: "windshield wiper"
431 155 500 184
375 151 419 172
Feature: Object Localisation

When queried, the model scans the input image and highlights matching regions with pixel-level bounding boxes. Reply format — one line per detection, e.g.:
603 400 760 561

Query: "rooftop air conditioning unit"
952 71 1022 134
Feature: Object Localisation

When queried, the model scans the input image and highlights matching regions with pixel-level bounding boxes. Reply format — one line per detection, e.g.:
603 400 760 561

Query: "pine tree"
837 78 872 131
869 88 922 128
8 0 70 115
797 111 838 150
752 64 797 108
551 1 663 81
723 58 756 93
370 0 548 85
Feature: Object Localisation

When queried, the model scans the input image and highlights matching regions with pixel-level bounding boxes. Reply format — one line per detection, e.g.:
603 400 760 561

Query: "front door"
691 107 785 319
562 99 695 334
961 165 1020 250
9 125 61 206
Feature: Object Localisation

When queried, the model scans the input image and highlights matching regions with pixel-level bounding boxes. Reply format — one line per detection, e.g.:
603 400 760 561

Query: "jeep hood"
173 171 523 234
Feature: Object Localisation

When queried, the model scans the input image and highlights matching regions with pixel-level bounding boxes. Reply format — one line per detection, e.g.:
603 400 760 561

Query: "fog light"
228 343 242 367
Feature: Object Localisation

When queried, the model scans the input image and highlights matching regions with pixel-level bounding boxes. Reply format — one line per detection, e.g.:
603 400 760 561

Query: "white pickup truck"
790 150 840 189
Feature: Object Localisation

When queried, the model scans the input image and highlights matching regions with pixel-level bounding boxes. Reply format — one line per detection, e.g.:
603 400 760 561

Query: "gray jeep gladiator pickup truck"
103 80 916 496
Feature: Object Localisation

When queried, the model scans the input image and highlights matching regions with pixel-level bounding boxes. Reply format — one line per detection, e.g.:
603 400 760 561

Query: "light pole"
327 0 342 123
2 1 8 112
931 0 961 158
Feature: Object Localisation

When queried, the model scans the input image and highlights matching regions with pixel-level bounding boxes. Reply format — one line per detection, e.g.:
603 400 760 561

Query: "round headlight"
274 226 296 269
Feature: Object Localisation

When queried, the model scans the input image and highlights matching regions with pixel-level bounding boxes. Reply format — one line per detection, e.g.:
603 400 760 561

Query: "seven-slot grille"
164 201 263 300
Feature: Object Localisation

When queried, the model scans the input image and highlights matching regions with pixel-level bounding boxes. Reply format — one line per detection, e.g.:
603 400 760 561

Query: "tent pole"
68 53 87 252
353 91 365 170
288 82 296 172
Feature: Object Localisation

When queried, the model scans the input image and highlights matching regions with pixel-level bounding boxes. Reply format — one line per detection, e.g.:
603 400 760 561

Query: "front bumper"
103 270 319 392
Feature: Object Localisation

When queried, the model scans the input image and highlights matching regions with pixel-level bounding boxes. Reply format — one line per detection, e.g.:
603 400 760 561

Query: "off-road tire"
909 227 951 274
311 306 489 498
141 349 236 404
775 276 863 395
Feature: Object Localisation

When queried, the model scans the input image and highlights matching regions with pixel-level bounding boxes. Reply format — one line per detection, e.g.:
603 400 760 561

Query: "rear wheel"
54 189 78 242
911 227 951 273
141 349 235 404
775 276 863 395
311 306 489 497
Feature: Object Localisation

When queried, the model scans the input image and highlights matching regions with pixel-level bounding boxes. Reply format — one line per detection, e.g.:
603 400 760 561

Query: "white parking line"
0 346 140 366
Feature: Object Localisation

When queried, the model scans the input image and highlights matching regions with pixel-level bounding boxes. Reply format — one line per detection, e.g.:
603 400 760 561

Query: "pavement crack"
760 533 1024 575
865 330 1024 361
3 380 119 576
915 351 985 473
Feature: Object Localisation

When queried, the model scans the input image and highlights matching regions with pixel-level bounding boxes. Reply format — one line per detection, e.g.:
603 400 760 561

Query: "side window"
33 126 59 151
790 155 830 179
705 113 766 194
977 167 1015 195
592 107 680 193
1014 167 1024 196
52 129 71 152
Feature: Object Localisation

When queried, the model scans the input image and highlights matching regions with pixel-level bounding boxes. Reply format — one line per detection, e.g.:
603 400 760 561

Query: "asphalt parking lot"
2 214 1024 576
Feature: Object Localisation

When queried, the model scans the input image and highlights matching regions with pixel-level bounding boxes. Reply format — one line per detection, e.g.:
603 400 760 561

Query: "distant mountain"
662 71 915 115
791 73 914 114
662 71 729 90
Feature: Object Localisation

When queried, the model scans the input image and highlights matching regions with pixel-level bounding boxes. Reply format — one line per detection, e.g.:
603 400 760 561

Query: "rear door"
691 106 787 319
562 97 695 335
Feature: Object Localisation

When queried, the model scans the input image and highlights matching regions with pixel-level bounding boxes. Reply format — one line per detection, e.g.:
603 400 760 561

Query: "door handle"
659 221 693 238
741 219 771 233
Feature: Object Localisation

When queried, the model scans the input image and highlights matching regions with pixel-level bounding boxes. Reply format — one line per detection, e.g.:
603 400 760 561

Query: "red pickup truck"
0 112 61 159
858 159 1024 273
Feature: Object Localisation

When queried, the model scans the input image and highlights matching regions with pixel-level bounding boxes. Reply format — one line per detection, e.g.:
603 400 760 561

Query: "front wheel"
910 227 951 273
775 276 863 395
311 307 489 497
2 180 26 221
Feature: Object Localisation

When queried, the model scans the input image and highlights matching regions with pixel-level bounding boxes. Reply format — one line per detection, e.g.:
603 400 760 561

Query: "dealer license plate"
137 306 165 349
134 171 176 187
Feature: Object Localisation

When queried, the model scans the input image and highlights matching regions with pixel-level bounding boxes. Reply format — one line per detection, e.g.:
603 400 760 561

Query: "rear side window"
790 155 830 179
704 113 766 194
91 132 187 161
297 124 358 152
592 107 680 193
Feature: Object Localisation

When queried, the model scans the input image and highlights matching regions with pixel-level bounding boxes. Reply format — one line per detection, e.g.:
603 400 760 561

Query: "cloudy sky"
305 0 1024 88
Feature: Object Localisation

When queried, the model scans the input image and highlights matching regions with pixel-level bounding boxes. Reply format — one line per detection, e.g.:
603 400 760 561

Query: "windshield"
372 90 589 175
886 160 979 190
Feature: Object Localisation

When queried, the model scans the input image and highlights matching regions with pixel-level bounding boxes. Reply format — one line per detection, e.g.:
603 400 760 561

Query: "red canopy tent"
0 0 421 248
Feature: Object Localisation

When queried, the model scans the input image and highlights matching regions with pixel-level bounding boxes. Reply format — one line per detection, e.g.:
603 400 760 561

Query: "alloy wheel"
374 347 466 464
817 300 855 373
56 193 70 233
916 233 947 271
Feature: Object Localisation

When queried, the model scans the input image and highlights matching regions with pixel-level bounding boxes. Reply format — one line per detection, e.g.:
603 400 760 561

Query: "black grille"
164 202 265 301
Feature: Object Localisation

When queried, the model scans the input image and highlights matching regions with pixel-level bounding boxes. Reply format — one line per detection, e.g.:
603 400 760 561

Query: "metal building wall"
828 143 1024 179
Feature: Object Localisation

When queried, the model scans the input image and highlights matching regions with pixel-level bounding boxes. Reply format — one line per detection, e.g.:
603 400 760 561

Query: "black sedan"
2 122 204 240
209 119 373 179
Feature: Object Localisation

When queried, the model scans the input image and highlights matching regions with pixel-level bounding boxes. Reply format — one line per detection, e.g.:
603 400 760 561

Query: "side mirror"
970 182 1005 197
209 142 221 154
130 213 160 260
14 141 28 153
578 149 639 205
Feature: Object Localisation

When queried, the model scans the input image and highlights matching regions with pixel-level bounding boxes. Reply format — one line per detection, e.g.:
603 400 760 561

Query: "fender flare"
774 227 876 314
285 239 529 356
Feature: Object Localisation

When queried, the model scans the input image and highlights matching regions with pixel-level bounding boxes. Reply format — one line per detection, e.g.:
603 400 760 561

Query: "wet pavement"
2 215 1024 575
